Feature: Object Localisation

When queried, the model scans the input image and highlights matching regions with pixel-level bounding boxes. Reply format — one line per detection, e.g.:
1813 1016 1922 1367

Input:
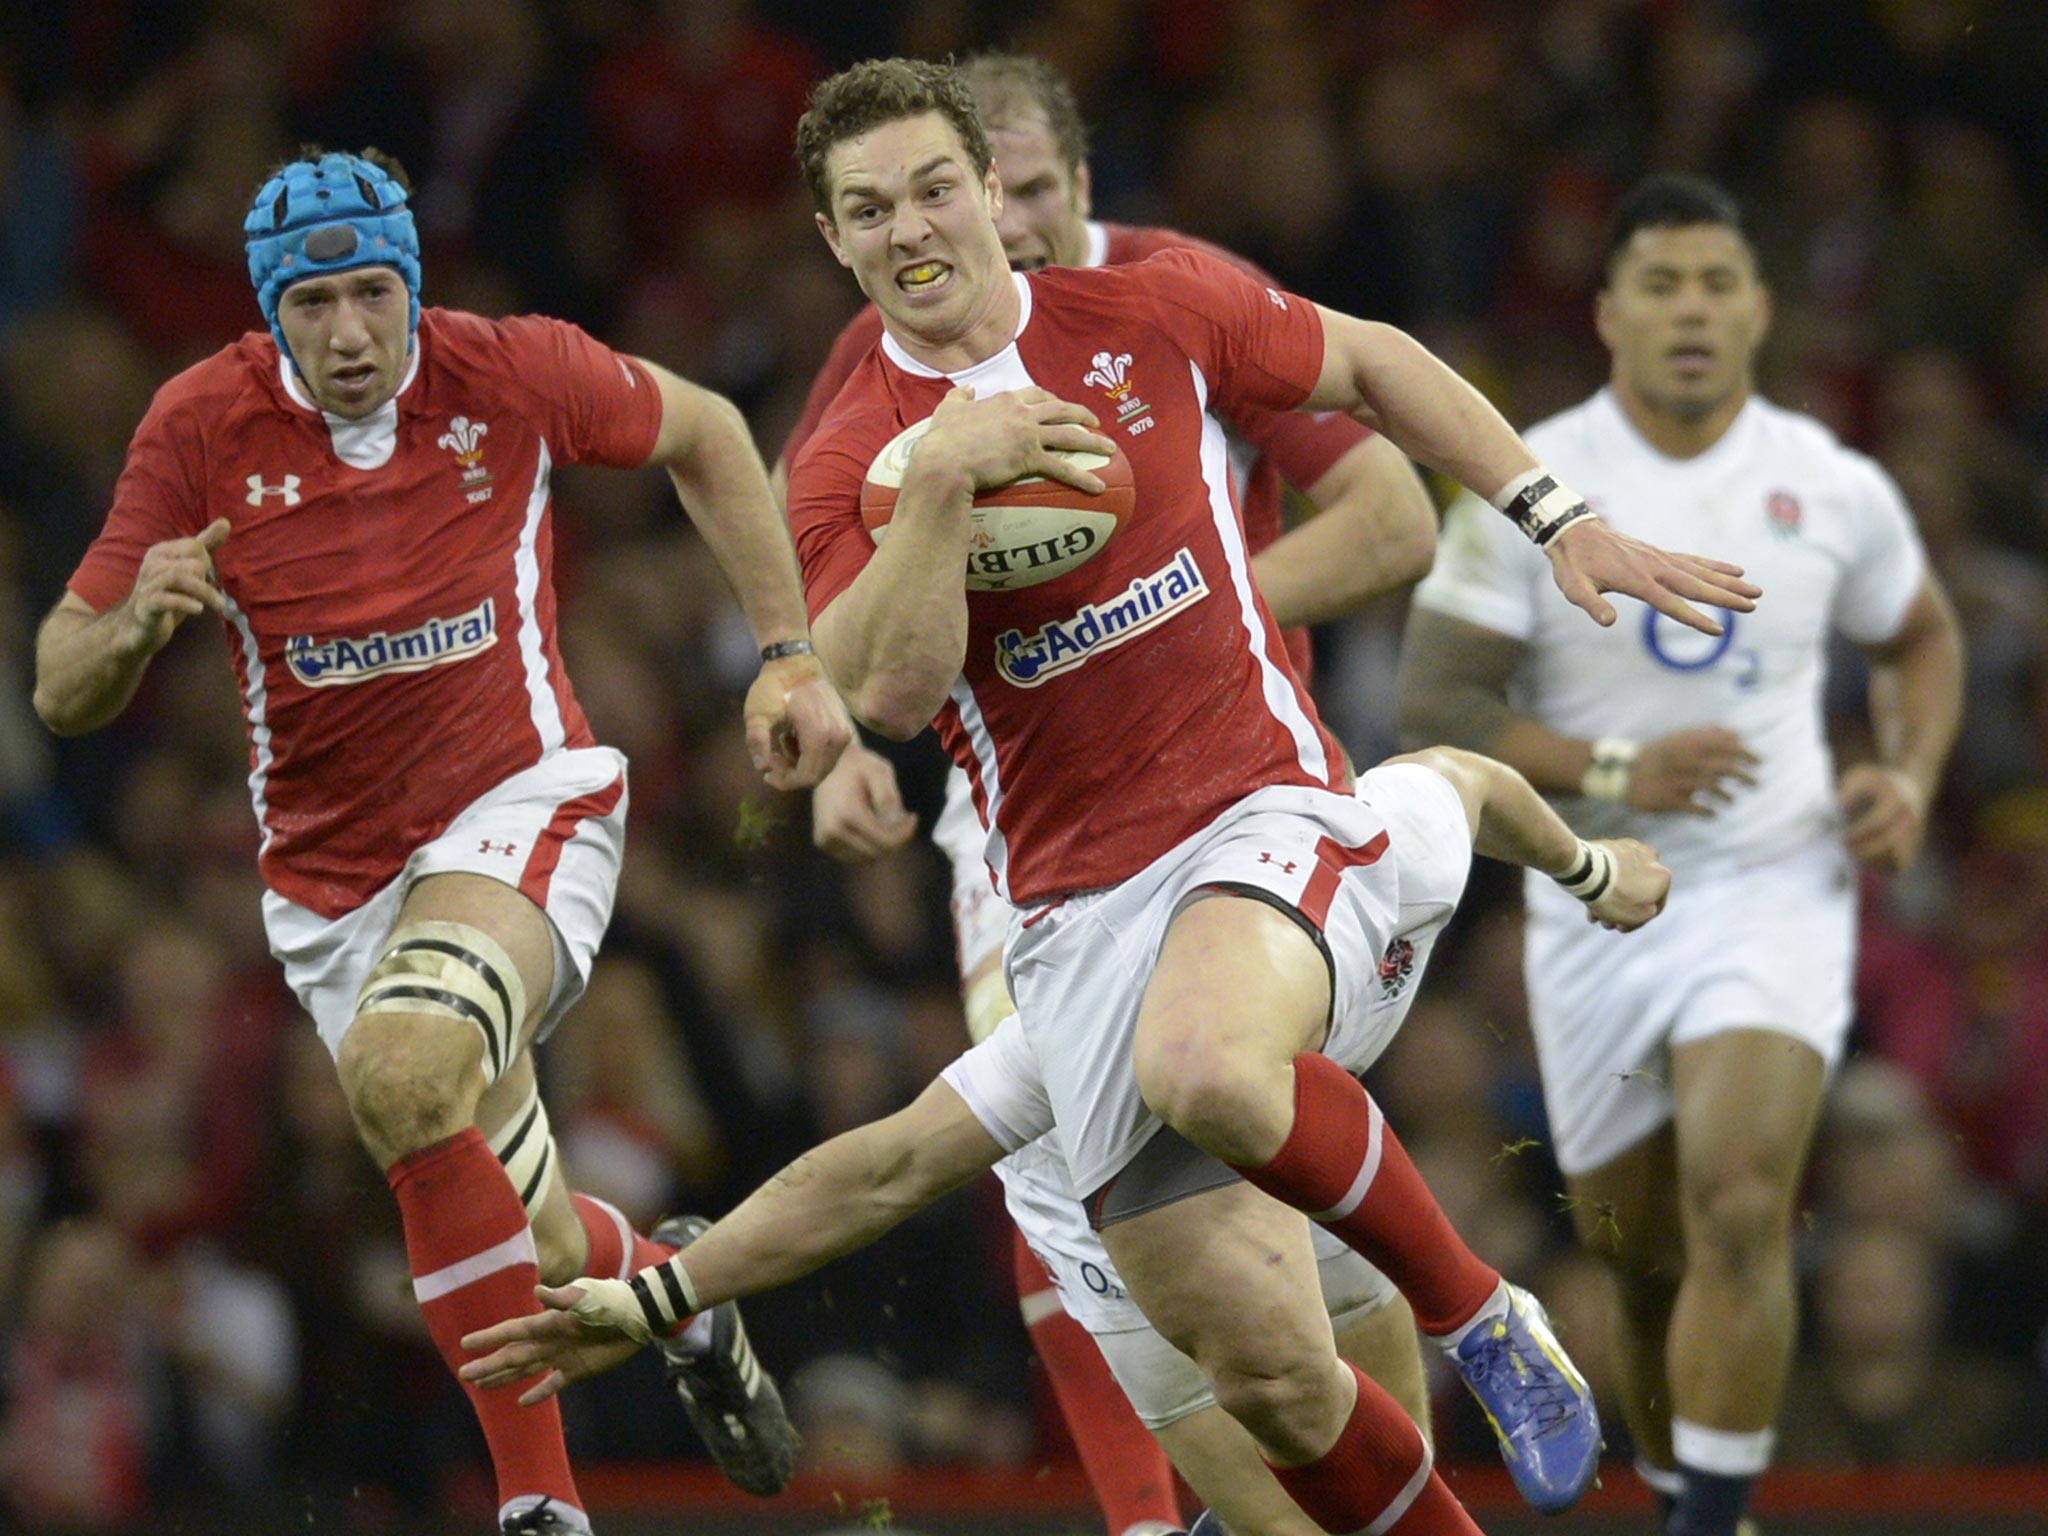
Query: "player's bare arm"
459 1077 1006 1403
1251 433 1437 627
813 384 1115 737
1391 745 1669 932
32 517 231 736
1840 573 1964 873
1398 609 1763 815
1305 309 1760 635
643 361 852 788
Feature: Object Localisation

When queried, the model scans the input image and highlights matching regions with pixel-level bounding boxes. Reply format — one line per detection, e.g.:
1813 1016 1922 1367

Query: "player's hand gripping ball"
861 416 1136 591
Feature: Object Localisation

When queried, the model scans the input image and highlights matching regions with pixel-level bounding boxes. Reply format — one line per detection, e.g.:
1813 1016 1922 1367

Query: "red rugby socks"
571 1191 677 1280
1233 1052 1501 1336
1267 1364 1479 1535
389 1127 582 1523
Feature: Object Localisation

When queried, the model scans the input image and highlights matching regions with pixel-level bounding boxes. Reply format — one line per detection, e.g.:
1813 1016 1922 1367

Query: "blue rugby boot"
1454 1283 1600 1514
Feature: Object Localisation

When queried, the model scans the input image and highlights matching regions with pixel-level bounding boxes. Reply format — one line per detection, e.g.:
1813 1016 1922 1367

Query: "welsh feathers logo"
1082 351 1156 435
1083 351 1135 402
437 415 488 464
438 415 495 502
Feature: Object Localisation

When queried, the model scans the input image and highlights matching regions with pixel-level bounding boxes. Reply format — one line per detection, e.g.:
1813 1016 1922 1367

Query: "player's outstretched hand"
746 652 853 791
1838 763 1927 873
460 1281 647 1407
1631 727 1761 816
812 739 918 862
1585 838 1670 931
916 386 1118 497
120 518 230 657
1545 516 1760 635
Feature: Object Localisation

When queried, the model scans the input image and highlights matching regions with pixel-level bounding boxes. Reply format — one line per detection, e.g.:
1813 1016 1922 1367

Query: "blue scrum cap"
244 151 421 363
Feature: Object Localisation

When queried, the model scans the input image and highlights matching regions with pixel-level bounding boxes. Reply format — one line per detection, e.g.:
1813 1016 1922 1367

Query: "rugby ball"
860 416 1135 591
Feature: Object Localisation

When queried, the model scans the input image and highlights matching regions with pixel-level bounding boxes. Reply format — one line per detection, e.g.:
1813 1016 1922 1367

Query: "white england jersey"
1414 389 1925 880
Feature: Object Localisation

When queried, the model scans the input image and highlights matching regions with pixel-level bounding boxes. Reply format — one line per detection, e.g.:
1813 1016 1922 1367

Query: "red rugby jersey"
70 309 664 917
781 221 1375 685
787 249 1350 905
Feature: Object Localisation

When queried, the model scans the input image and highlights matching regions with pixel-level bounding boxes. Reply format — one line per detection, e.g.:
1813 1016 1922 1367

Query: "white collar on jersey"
278 339 422 472
880 271 1034 381
1081 220 1109 269
1592 385 1761 469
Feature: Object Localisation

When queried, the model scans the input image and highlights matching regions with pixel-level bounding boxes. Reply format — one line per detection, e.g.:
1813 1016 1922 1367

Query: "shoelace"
1460 1327 1577 1433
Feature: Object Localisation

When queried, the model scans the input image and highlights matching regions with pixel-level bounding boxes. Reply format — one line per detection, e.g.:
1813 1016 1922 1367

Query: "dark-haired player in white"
1401 173 1963 1536
33 147 849 1534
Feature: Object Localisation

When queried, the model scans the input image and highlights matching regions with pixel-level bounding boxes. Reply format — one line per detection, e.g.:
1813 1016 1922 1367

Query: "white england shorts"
1001 769 1473 1199
998 1120 1397 1428
1525 835 1857 1175
263 745 630 1058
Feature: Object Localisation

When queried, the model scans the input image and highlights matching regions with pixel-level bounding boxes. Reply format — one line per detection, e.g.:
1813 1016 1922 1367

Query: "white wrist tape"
1492 468 1596 547
1555 839 1617 904
1580 737 1640 802
627 1256 702 1339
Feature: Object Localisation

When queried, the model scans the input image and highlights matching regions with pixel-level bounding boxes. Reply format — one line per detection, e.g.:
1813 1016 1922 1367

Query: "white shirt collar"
880 271 1034 380
1081 220 1109 269
279 337 421 471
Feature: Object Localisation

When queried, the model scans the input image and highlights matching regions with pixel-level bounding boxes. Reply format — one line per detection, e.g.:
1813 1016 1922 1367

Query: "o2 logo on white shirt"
1642 608 1760 690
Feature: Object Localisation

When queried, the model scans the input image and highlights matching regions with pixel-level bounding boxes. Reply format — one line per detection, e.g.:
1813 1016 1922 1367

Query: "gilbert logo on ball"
861 413 1136 591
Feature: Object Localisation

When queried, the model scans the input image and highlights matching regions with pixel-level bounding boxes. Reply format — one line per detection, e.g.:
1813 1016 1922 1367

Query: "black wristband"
760 639 816 662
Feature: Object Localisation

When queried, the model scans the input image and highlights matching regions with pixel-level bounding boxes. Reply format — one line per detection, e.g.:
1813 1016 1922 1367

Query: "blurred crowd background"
1 0 2046 1527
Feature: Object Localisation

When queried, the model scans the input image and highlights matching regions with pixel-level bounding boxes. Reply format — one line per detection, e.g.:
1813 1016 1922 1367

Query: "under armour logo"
1258 852 1299 874
246 474 302 506
479 839 518 856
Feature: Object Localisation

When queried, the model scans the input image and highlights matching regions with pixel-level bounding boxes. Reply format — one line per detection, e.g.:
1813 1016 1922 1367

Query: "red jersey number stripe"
519 776 625 906
1299 831 1390 930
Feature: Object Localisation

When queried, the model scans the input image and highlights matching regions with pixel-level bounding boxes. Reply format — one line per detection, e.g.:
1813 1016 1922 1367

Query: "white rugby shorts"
1524 835 1857 1175
995 765 1473 1203
264 745 630 1058
996 1089 1396 1429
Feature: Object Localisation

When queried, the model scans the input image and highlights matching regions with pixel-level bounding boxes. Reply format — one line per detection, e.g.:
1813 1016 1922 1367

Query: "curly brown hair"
796 58 993 216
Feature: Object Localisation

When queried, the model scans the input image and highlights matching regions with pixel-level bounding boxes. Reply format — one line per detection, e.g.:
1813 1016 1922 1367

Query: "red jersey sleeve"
494 314 664 469
68 381 210 612
1133 247 1326 422
786 403 898 622
780 304 887 468
1234 403 1374 493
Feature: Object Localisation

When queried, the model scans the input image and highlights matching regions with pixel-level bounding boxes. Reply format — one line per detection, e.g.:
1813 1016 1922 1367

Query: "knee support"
356 920 528 1085
487 1078 559 1222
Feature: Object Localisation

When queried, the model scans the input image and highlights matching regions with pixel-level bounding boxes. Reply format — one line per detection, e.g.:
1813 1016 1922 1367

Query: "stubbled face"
987 113 1090 270
818 111 1011 347
276 266 411 418
1598 224 1770 426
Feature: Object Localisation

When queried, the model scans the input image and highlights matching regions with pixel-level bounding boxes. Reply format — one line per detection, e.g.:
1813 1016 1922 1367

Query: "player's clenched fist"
1837 763 1927 874
812 739 918 861
1584 838 1669 931
119 517 231 658
746 651 854 791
